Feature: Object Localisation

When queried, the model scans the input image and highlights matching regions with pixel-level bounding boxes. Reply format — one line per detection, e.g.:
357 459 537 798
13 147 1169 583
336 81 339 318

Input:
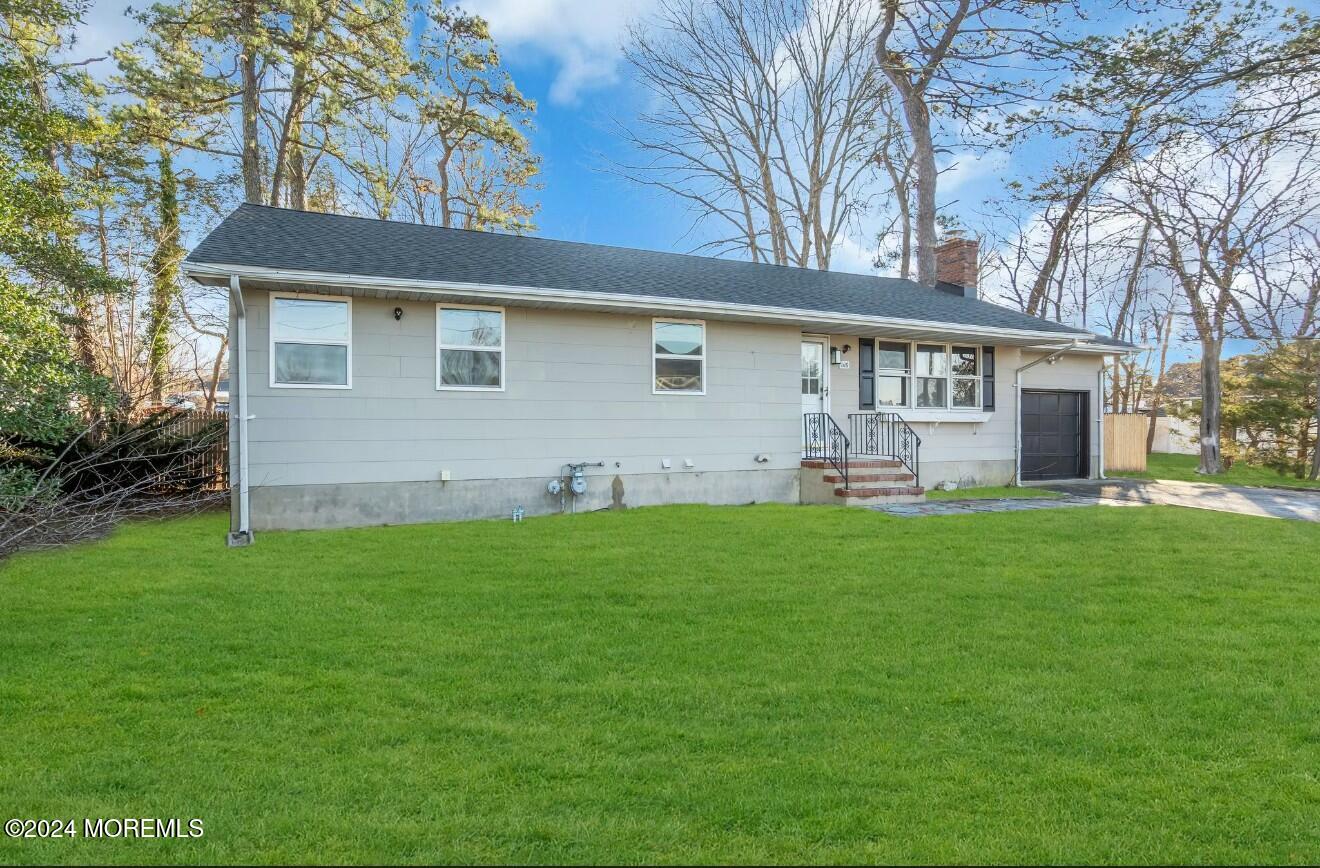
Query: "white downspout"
1013 341 1082 486
1096 366 1106 480
228 274 253 546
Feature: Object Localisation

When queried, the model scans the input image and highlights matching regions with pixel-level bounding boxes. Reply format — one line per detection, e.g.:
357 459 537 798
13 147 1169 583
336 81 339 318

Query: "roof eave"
184 259 1111 349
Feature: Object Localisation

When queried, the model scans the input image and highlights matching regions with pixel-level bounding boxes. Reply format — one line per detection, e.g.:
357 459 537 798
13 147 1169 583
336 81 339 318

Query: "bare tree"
1009 1 1320 316
618 0 887 269
1144 307 1177 453
1116 96 1320 474
873 0 1080 285
177 287 230 412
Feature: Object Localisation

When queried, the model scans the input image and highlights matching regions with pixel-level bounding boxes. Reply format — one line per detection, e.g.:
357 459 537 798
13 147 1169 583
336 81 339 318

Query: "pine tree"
146 147 182 403
116 0 412 207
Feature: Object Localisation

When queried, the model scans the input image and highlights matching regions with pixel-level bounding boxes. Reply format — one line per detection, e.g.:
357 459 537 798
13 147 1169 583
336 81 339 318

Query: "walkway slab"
870 496 1111 517
1046 478 1320 522
871 478 1320 522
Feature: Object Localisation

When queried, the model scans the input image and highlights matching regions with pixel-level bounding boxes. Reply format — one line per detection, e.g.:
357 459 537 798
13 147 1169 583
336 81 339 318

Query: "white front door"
801 339 827 416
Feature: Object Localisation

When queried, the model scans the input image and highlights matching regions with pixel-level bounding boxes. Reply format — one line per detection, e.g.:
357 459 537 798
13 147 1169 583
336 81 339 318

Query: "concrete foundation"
920 458 1016 489
798 467 842 505
249 468 800 530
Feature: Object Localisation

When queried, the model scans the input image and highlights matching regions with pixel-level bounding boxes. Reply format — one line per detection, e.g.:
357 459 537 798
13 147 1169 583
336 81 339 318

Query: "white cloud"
465 0 656 103
938 150 1006 196
829 235 880 275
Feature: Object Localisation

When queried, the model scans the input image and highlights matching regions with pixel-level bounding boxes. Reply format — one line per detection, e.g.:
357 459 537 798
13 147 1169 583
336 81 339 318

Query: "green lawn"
2 505 1319 865
1112 452 1320 490
926 485 1062 501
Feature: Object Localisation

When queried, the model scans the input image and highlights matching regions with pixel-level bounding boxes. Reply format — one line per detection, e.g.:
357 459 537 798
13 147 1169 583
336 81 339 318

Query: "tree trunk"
874 0 962 287
898 203 912 279
271 7 318 209
289 133 306 210
905 100 937 286
1297 417 1311 479
240 1 262 204
29 67 100 379
1111 222 1149 345
94 185 124 396
1024 111 1141 316
1198 336 1225 474
1310 358 1320 480
147 149 180 403
206 336 228 413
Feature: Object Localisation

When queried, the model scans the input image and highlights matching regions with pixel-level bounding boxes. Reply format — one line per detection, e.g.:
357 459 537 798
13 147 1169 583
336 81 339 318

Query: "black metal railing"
803 411 849 487
848 412 922 487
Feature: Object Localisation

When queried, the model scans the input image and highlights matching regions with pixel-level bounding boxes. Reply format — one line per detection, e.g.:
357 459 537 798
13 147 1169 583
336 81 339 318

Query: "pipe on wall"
1096 366 1106 480
228 274 253 546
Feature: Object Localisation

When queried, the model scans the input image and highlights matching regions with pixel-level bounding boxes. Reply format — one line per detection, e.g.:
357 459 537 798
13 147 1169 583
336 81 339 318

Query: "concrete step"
835 485 925 498
800 458 903 470
823 471 915 484
832 491 927 506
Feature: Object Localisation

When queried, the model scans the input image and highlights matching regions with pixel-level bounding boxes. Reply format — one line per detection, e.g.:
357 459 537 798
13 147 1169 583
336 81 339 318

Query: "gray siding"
241 289 802 491
235 288 1108 528
825 336 1104 486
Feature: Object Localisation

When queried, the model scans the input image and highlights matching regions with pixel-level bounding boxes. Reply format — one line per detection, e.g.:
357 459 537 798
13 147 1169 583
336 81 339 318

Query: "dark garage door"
1021 390 1088 481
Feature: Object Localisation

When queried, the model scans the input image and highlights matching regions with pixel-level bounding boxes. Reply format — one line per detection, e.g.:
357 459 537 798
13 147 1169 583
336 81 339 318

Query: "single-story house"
184 205 1132 544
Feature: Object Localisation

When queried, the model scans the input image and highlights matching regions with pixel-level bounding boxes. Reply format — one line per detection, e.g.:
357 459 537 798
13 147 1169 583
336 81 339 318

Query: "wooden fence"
134 408 229 490
1104 414 1147 472
171 410 228 490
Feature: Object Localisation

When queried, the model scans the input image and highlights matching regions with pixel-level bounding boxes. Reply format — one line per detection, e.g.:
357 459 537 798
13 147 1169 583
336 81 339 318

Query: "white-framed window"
436 304 505 391
653 318 705 394
864 339 985 412
875 340 909 407
951 345 982 408
914 343 948 408
269 292 352 389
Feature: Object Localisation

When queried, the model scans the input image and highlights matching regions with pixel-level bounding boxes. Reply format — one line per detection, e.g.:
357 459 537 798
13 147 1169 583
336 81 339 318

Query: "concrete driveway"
1043 478 1320 522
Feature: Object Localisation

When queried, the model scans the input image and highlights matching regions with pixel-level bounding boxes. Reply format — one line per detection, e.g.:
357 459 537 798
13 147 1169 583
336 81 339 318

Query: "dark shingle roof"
188 204 1122 343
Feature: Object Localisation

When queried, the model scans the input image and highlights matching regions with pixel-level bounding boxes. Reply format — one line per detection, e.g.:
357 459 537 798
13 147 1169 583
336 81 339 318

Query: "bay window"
860 339 992 412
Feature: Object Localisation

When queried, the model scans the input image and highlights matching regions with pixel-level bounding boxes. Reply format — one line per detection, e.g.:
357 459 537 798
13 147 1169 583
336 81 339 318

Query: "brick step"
801 458 902 470
834 485 925 498
823 471 914 484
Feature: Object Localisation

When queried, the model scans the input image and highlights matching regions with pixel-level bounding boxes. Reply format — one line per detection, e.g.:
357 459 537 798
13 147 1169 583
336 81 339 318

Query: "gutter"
1013 341 1082 486
227 274 253 547
182 260 1110 348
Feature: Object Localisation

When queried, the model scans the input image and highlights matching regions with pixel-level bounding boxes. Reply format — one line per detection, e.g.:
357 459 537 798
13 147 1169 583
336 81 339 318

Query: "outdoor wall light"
393 307 403 321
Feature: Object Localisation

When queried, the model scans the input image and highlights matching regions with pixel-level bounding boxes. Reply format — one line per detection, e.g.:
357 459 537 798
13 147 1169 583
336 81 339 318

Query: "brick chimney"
935 232 979 299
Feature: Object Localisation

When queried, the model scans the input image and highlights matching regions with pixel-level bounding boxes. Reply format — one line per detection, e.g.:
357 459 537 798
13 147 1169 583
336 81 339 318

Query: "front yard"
2 504 1318 864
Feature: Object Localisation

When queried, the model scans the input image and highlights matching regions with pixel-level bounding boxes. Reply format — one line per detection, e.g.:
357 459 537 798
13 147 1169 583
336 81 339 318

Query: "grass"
925 485 1062 501
2 504 1319 865
1112 452 1320 490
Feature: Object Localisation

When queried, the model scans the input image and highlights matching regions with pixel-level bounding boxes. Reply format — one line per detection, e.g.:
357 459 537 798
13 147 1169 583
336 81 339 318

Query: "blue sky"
76 0 1237 363
79 0 1006 264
